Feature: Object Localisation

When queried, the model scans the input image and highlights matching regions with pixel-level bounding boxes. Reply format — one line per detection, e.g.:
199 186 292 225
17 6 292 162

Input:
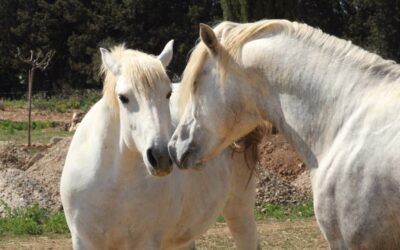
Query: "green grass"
0 202 69 237
255 199 314 220
217 200 314 223
0 129 72 144
0 120 73 144
4 90 101 113
0 120 58 131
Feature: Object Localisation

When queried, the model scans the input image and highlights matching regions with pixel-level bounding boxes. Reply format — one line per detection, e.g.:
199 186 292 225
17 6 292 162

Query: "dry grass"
196 219 327 249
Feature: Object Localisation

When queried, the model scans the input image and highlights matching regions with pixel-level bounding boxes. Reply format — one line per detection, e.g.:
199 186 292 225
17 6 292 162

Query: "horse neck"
243 35 397 168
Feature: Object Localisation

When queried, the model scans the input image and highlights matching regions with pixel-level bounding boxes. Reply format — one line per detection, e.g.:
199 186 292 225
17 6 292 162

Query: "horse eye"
118 94 129 104
166 91 172 99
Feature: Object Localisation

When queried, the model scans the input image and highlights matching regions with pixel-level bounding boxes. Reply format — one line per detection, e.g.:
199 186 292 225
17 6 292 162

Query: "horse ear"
157 40 174 67
199 23 219 54
100 48 121 76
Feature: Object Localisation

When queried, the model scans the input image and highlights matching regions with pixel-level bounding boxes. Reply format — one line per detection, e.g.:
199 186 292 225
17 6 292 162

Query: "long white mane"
179 20 400 110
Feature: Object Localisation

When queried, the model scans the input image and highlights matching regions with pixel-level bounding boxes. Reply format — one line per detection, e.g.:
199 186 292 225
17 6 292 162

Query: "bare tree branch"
16 47 55 70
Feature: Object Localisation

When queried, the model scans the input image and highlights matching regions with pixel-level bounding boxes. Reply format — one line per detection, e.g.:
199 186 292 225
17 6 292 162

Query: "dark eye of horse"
118 94 129 104
166 91 172 99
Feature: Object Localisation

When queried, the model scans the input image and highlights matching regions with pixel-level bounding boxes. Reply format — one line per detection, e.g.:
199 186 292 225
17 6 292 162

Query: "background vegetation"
0 0 399 98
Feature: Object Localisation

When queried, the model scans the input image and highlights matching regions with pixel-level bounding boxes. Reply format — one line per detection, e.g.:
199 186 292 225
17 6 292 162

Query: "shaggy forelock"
101 44 170 113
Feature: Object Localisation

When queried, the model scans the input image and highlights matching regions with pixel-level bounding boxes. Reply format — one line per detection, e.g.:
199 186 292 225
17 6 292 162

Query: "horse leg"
71 233 96 250
313 184 346 249
222 151 260 250
327 239 347 250
71 234 83 250
314 203 346 250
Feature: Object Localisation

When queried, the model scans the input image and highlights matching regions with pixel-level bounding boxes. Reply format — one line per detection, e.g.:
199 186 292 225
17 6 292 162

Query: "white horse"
60 41 260 249
168 20 400 249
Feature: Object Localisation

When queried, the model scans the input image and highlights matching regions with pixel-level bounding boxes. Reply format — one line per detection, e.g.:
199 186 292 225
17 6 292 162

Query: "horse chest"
164 165 232 243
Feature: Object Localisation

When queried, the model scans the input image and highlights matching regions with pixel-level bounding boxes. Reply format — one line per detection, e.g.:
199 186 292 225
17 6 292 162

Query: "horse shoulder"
61 98 118 194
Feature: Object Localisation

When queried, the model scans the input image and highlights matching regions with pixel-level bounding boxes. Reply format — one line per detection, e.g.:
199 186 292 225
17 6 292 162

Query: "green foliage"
344 0 400 61
1 0 398 98
256 204 286 219
220 0 299 22
219 0 399 62
216 215 226 223
254 200 314 220
0 120 57 132
4 90 101 112
43 212 69 234
0 0 222 97
0 201 69 236
216 200 314 224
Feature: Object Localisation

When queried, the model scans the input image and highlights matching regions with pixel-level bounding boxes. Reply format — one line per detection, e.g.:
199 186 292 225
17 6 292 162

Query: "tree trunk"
27 67 35 147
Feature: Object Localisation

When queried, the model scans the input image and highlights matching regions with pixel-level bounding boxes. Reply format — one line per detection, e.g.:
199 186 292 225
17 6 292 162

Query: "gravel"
255 166 309 209
0 138 70 216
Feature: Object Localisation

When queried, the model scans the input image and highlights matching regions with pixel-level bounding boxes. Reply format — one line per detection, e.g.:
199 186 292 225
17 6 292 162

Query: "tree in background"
0 0 19 95
220 0 298 22
219 0 399 61
344 0 400 61
0 0 221 96
0 0 399 97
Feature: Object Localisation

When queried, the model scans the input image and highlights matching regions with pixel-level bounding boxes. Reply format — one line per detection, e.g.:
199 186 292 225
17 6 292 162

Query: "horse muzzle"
145 146 173 176
168 140 202 170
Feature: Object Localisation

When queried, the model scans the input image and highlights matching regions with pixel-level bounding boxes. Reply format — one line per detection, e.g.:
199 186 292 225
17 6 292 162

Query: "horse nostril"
146 148 158 167
180 150 190 168
168 157 172 165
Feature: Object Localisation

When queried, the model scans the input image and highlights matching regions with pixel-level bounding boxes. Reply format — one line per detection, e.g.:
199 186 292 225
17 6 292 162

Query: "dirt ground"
0 219 327 250
1 108 74 124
